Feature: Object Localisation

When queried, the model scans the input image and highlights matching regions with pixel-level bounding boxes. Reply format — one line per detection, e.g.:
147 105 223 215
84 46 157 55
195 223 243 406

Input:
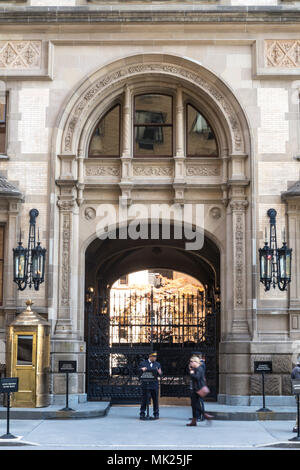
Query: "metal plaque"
254 361 272 374
0 377 19 393
59 361 77 373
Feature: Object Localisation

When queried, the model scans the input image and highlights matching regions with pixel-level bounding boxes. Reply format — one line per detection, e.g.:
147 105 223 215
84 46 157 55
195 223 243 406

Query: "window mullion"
175 87 185 158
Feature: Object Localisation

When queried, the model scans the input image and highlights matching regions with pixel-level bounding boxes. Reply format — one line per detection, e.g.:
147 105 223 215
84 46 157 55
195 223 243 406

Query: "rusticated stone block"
273 355 292 374
282 375 293 396
251 375 281 395
218 374 226 394
225 374 250 395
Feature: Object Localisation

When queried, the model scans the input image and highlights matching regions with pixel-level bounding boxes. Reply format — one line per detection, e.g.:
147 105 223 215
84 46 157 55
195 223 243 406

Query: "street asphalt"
0 405 299 451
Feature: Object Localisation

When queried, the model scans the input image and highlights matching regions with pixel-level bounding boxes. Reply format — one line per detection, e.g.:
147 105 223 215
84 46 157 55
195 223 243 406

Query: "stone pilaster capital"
229 199 249 212
57 198 76 212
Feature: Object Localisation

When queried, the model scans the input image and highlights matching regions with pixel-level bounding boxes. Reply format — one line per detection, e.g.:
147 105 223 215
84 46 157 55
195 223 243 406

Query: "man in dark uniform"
139 352 162 420
291 356 300 432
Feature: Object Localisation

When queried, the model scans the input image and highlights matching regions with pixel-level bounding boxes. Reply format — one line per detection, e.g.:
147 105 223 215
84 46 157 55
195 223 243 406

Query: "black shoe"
153 416 159 420
140 416 146 420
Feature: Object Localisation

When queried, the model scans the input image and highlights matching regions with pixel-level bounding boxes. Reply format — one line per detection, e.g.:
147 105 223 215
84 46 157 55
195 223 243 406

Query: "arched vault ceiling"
86 233 220 287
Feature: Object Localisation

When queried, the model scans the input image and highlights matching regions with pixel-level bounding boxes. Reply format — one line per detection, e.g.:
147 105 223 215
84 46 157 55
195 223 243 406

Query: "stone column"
282 183 300 339
52 181 86 405
173 87 185 204
120 85 133 205
77 149 85 207
228 197 250 339
55 196 77 338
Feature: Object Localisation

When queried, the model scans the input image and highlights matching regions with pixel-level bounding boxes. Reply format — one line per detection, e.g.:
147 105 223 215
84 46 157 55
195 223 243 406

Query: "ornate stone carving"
230 200 248 308
61 213 71 307
186 165 220 177
84 207 96 221
133 166 173 177
85 166 120 177
265 40 300 68
0 41 41 69
57 199 75 211
209 206 222 220
63 62 243 154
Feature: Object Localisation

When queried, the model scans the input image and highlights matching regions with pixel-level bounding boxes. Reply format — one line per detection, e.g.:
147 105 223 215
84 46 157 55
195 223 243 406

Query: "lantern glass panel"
14 251 26 280
286 252 291 278
260 249 272 280
32 249 44 280
279 253 286 279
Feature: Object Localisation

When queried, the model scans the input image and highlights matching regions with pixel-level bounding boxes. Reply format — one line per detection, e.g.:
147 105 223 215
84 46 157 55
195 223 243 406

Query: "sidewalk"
0 405 298 450
0 401 296 421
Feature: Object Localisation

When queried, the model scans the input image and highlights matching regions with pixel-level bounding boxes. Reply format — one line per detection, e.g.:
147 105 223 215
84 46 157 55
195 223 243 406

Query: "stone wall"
0 4 299 403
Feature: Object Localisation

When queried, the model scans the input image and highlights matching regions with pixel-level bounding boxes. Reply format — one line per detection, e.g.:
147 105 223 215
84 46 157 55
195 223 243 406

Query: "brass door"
12 332 37 407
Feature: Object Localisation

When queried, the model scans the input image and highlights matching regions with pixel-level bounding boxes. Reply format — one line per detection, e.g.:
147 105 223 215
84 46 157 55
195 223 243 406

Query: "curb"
0 402 111 420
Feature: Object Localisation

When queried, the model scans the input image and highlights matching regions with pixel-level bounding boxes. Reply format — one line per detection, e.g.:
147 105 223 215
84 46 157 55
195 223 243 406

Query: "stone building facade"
0 0 300 406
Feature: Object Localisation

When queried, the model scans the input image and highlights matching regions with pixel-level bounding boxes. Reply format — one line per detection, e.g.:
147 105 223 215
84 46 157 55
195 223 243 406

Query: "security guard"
139 352 162 420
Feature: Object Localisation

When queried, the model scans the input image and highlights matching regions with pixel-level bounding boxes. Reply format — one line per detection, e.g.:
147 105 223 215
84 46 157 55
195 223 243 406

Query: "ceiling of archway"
86 233 220 287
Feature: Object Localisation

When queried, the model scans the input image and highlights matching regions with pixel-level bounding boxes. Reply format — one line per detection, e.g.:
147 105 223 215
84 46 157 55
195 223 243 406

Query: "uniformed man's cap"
149 352 157 357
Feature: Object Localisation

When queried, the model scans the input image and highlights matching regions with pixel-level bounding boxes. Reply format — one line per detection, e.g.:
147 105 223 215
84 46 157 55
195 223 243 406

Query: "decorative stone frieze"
85 166 121 177
0 41 41 69
265 40 300 68
133 166 173 177
186 165 220 177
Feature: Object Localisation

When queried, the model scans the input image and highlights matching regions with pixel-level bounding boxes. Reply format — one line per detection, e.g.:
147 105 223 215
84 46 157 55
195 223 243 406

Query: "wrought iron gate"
86 287 218 402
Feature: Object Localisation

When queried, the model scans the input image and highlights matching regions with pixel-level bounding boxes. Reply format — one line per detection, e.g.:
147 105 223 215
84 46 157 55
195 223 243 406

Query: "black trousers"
140 387 159 417
191 391 204 419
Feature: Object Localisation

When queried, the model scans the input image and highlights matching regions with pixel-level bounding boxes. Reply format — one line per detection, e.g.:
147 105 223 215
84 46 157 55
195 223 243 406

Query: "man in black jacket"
139 352 162 420
291 356 300 432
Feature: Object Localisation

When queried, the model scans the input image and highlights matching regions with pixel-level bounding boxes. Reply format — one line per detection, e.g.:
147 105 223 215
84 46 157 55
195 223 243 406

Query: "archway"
51 52 253 406
85 223 220 403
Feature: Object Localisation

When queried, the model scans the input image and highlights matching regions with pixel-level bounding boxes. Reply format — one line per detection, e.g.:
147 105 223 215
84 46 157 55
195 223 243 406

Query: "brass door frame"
12 331 37 406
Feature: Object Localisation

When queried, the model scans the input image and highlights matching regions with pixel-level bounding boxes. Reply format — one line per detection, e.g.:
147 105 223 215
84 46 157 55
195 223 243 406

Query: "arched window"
87 93 219 159
88 104 120 157
186 104 218 157
134 94 173 157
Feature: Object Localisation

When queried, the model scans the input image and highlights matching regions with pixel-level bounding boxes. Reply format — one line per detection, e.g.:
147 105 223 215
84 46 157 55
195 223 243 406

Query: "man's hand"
157 368 162 375
141 367 147 372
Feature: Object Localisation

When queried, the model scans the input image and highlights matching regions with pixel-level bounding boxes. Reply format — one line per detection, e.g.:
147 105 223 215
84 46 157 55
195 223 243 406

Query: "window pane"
135 95 172 125
89 105 120 157
17 335 33 365
0 102 5 123
187 105 218 157
0 128 5 154
134 126 172 156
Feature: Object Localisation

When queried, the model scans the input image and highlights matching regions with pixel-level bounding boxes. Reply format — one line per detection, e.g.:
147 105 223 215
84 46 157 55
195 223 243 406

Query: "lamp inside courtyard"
259 208 292 292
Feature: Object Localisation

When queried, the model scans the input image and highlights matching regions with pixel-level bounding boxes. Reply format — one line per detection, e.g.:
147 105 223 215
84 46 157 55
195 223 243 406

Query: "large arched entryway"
85 224 221 403
51 53 252 405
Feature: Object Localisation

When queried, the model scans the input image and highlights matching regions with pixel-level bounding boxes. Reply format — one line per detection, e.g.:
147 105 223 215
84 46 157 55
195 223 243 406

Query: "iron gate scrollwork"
86 287 218 402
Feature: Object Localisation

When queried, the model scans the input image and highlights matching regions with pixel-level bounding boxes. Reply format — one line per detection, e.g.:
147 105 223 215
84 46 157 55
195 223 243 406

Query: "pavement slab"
0 405 298 450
